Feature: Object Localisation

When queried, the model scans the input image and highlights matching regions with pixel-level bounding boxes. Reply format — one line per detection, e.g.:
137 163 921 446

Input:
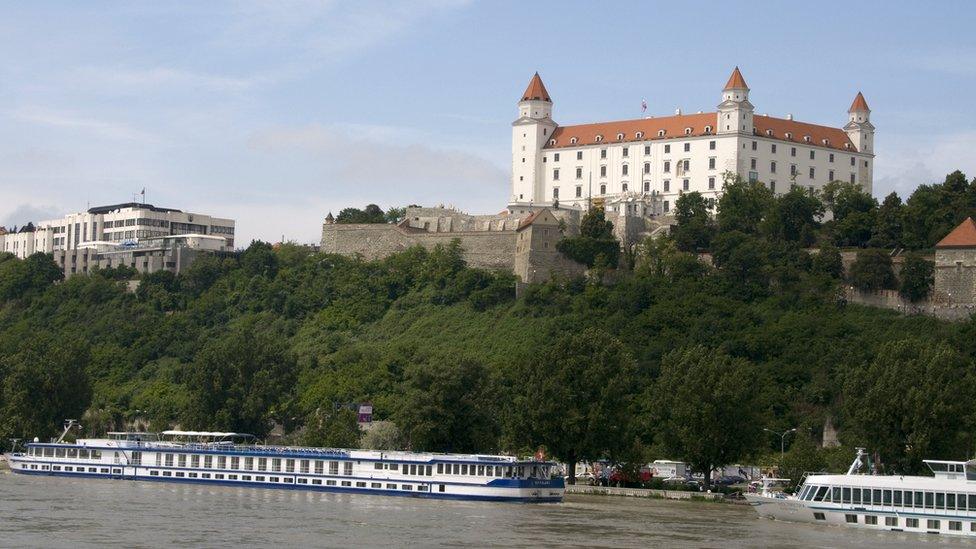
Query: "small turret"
325 212 335 224
844 92 874 153
717 66 754 135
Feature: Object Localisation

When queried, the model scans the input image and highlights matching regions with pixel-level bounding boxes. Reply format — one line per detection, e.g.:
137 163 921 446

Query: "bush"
850 249 896 291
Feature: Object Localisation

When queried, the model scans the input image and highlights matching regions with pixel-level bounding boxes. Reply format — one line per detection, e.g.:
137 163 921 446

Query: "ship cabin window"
230 457 239 469
67 448 77 458
343 462 353 475
79 449 90 459
286 459 295 473
462 464 468 475
389 463 398 471
374 462 384 470
371 482 381 488
329 461 339 475
56 448 66 458
244 457 253 470
356 481 367 488
258 458 268 472
191 455 200 468
341 480 351 487
478 465 485 476
453 464 460 475
178 454 187 467
165 454 174 467
300 460 310 473
43 447 54 457
217 456 226 469
437 464 443 474
315 461 324 474
204 455 213 468
272 458 281 472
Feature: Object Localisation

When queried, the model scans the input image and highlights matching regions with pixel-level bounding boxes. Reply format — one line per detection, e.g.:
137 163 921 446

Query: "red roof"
521 72 551 102
936 217 976 248
517 209 545 230
724 67 748 90
849 91 870 112
545 112 857 152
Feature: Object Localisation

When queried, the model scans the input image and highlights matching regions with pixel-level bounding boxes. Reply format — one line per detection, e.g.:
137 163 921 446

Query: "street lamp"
764 427 798 460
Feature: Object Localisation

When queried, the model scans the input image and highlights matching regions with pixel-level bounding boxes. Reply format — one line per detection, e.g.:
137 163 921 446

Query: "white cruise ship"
5 425 564 503
747 448 976 537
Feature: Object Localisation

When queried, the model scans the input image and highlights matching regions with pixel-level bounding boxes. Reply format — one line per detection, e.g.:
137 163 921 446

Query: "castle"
322 68 875 282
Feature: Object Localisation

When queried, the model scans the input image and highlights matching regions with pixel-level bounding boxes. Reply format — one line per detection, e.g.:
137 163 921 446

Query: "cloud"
0 203 63 228
69 66 254 93
874 131 976 197
10 106 159 143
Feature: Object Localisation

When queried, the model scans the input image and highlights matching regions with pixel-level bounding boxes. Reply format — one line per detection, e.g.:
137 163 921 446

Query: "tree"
652 346 764 490
671 192 715 252
239 240 278 277
0 336 91 442
716 173 774 235
360 421 404 450
509 328 638 484
871 192 904 248
824 181 878 247
336 204 387 224
898 253 935 303
711 231 771 299
303 407 361 448
843 340 976 473
811 243 844 279
556 207 620 267
778 434 826 493
396 359 500 453
761 187 824 246
183 326 297 437
849 249 896 291
385 206 407 224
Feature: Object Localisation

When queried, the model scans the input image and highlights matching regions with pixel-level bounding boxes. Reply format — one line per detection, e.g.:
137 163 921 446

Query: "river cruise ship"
6 426 564 503
747 449 976 537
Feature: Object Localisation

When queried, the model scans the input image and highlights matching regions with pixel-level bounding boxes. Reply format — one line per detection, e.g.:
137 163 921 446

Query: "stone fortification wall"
935 248 976 305
321 223 517 271
844 287 974 322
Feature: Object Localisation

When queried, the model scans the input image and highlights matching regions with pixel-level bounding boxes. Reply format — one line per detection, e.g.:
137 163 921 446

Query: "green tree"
183 326 297 437
652 346 764 490
849 249 896 291
711 231 770 299
556 207 620 267
396 359 500 453
360 421 405 450
303 407 361 448
778 434 826 492
824 181 878 247
672 191 715 252
385 206 407 224
871 192 904 248
509 328 638 483
843 340 976 473
0 336 91 442
811 243 844 279
898 253 935 303
761 187 824 246
716 173 774 235
336 204 387 224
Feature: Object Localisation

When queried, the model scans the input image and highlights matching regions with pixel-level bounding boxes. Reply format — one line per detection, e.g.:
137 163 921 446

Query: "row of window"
23 463 120 475
801 484 976 511
29 447 103 460
156 453 355 476
548 142 865 165
826 513 971 532
146 469 437 492
553 176 720 200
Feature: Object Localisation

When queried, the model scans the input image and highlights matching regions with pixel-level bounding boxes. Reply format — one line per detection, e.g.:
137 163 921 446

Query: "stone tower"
844 92 874 154
511 72 557 205
717 67 754 135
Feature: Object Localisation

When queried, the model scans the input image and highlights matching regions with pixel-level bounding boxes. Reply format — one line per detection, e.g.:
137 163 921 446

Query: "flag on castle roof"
936 217 976 248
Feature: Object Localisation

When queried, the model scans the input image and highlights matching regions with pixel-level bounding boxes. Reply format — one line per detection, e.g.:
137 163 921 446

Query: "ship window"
410 464 417 475
188 472 197 478
882 490 891 505
478 465 485 476
970 494 976 509
948 493 957 510
865 515 877 525
950 521 962 531
886 517 898 527
813 512 826 521
831 487 840 502
228 474 237 480
387 483 397 489
374 462 384 470
150 470 159 476
371 482 381 488
66 448 77 458
462 464 468 475
437 464 444 474
56 448 66 458
925 492 934 508
297 478 306 484
272 459 281 472
244 457 253 470
88 467 96 473
204 455 213 468
326 480 336 486
312 479 322 485
845 514 857 524
43 447 54 457
214 474 222 479
402 485 413 491
191 455 200 468
79 449 89 459
470 466 477 476
852 488 861 504
231 457 239 469
258 458 267 471
286 459 295 473
340 481 351 487
343 462 353 475
928 519 940 530
163 471 172 477
892 490 901 506
217 456 226 469
165 454 174 467
356 481 366 488
178 454 187 468
175 472 185 478
315 461 324 474
329 461 339 475
426 465 432 476
266 476 275 482
959 493 968 511
439 485 446 493
906 518 919 528
937 492 945 509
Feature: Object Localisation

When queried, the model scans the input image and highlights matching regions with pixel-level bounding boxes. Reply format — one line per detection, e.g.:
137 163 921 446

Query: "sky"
1 1 975 245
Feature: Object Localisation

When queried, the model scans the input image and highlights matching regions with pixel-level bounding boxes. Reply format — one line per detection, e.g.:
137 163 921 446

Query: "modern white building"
1 202 236 260
510 68 875 216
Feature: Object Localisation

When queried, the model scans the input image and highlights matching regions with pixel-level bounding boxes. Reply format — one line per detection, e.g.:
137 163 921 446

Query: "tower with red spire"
511 72 557 205
717 66 754 136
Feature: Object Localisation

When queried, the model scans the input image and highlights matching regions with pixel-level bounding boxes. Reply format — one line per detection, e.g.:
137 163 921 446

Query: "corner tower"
717 67 754 135
845 92 874 154
511 72 557 205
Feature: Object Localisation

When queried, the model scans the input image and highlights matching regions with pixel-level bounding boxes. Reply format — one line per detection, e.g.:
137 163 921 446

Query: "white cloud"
69 66 254 93
874 131 976 197
0 203 63 228
10 106 159 143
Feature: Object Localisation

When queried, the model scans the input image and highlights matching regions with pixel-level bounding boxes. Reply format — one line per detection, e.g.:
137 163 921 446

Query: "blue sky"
1 1 975 245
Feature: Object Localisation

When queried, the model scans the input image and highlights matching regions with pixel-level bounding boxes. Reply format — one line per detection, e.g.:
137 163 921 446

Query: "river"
0 473 969 548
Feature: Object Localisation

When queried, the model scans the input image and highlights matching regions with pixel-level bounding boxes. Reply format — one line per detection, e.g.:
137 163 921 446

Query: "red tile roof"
849 91 870 112
544 112 857 152
521 72 551 102
517 209 545 230
724 67 748 90
936 217 976 248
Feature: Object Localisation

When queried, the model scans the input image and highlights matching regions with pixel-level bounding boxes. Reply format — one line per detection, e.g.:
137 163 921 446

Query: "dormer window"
549 139 556 146
822 138 829 146
616 132 624 140
765 129 773 136
684 127 692 135
784 132 793 140
803 135 811 143
703 126 712 134
658 130 666 137
570 137 578 144
635 131 644 139
595 135 604 142
844 143 851 150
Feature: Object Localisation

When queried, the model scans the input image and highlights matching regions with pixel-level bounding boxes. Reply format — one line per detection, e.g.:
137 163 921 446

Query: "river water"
0 472 969 548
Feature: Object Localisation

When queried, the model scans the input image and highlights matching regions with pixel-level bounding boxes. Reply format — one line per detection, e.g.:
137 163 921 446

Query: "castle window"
766 129 773 136
644 145 650 155
622 164 629 176
750 158 757 170
684 127 692 135
770 161 777 173
570 137 578 144
576 167 582 179
644 162 650 174
600 184 606 195
770 181 776 193
576 186 582 197
664 180 670 192
683 143 690 152
622 183 628 192
809 167 815 179
709 140 716 150
595 135 603 142
658 130 665 137
553 169 559 180
643 181 650 192
549 139 556 146
682 159 689 172
708 177 715 190
829 170 835 181
844 143 851 150
553 188 559 199
600 165 607 177
664 144 670 153
785 132 793 140
622 147 629 158
850 173 856 184
708 157 716 170
791 147 796 157
600 148 607 159
554 153 560 162
683 179 689 191
663 200 670 213
803 135 811 143
790 164 797 176
577 151 583 160
851 157 856 166
704 125 712 134
664 161 671 173
636 131 644 139
864 160 869 167
771 144 777 154
616 132 624 140
752 140 757 151
822 139 829 146
829 153 834 163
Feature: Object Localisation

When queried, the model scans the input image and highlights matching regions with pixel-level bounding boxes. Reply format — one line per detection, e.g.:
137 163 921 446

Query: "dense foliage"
2 170 976 480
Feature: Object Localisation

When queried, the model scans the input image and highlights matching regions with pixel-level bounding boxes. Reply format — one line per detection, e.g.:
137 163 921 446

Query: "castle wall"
935 248 976 304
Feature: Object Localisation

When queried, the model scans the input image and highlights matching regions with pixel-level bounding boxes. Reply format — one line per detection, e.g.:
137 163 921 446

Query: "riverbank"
565 484 730 502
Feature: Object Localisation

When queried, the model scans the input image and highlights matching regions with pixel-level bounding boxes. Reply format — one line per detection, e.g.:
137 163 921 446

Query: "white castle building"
510 68 874 216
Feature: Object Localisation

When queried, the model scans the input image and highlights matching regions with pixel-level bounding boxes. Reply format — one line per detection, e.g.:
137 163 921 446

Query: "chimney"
786 113 793 121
